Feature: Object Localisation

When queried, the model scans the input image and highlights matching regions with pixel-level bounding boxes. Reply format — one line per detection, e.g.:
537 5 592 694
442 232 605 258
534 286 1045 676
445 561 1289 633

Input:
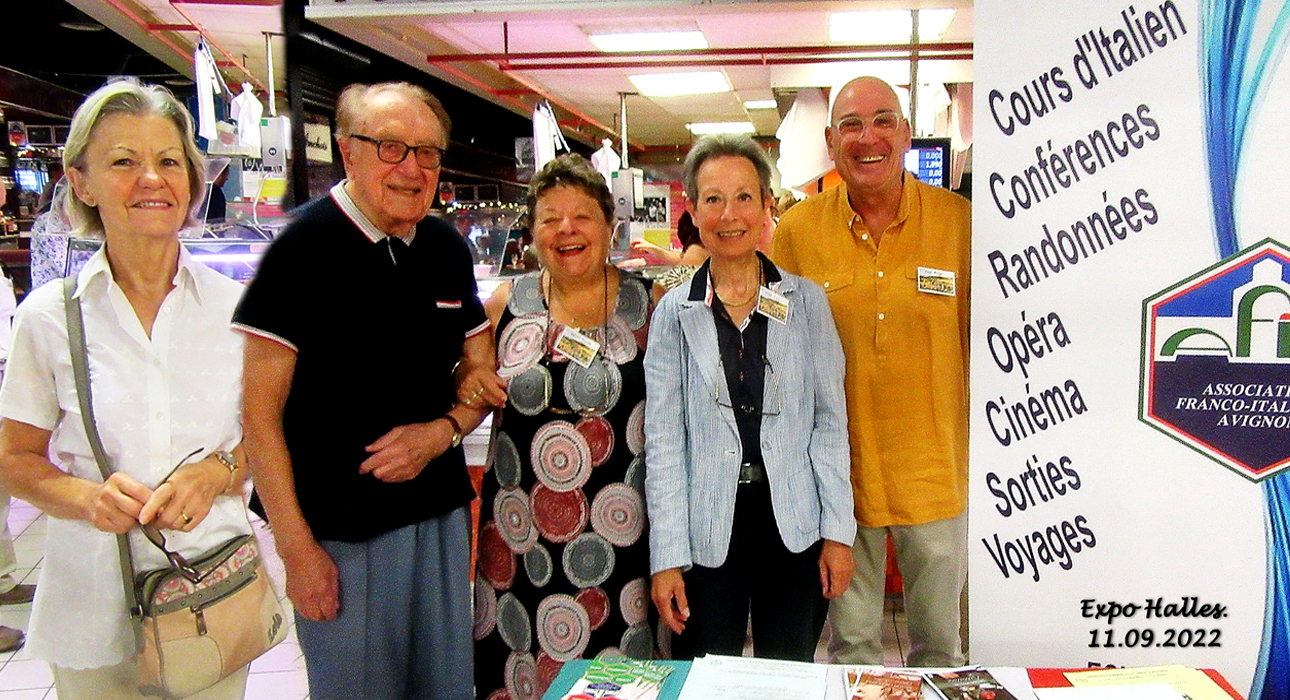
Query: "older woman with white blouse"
0 80 252 700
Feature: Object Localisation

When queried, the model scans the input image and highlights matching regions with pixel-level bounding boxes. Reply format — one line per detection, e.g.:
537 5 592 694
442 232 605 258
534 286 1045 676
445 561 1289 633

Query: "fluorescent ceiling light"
744 99 778 110
590 30 708 53
918 9 956 38
687 122 756 135
829 9 956 43
629 71 730 97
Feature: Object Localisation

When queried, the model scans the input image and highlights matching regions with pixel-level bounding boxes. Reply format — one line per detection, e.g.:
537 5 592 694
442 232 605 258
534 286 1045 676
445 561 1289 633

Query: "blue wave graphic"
1200 2 1290 697
1200 0 1290 258
1256 474 1290 700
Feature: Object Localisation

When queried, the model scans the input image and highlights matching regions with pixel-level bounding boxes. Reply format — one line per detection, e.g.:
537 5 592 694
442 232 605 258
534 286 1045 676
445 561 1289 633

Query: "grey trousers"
295 507 474 700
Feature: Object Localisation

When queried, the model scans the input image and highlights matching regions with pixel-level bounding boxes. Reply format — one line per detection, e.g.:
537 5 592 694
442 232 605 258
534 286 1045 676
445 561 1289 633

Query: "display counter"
29 227 283 288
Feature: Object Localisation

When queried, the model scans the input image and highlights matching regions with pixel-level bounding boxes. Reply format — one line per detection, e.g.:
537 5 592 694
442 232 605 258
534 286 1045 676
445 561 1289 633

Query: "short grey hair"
335 82 452 141
682 134 774 203
63 78 205 237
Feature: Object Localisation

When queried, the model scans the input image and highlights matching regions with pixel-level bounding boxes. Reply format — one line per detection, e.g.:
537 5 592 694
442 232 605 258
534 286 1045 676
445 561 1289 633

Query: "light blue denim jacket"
644 261 855 573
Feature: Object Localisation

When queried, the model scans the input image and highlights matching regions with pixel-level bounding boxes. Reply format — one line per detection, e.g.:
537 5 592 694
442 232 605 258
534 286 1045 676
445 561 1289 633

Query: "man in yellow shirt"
773 76 970 666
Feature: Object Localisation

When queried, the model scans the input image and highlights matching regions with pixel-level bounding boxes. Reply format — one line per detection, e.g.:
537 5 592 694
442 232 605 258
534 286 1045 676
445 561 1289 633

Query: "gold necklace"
544 265 610 330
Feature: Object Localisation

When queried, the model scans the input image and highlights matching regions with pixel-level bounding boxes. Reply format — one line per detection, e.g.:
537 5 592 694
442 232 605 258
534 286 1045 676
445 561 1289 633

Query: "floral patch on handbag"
151 539 257 606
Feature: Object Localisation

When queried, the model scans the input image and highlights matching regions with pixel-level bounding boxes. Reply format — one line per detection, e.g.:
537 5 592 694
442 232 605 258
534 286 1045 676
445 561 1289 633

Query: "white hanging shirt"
590 140 622 187
776 88 833 190
230 86 264 151
193 42 221 141
532 102 562 172
913 83 951 138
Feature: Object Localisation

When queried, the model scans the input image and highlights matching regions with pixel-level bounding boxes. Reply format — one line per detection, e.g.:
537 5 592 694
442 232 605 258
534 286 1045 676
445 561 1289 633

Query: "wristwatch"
213 450 238 474
442 414 464 448
213 450 239 492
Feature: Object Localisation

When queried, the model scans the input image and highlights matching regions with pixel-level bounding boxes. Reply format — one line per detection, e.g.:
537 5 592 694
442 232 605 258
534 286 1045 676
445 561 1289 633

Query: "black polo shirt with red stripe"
233 185 487 542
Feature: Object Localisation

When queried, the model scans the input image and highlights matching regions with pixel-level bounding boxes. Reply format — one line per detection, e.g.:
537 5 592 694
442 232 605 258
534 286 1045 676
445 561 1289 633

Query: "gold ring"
181 513 193 525
471 387 484 399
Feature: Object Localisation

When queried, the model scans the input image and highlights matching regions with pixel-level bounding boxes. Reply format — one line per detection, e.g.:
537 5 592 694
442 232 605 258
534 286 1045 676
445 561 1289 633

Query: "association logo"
1140 239 1290 482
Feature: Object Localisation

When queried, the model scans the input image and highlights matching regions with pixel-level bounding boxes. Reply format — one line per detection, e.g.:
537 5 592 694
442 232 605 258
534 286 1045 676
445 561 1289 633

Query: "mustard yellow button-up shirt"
773 176 970 528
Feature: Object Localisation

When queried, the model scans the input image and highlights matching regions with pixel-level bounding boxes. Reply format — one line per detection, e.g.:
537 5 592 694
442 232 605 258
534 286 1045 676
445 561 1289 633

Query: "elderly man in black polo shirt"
234 82 492 700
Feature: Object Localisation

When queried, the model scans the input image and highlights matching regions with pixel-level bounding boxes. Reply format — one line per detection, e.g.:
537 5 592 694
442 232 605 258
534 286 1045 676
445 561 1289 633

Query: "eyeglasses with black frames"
349 134 446 170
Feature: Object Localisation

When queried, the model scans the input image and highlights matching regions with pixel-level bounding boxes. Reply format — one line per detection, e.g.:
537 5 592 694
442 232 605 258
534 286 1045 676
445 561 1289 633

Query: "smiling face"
338 88 445 236
826 77 912 200
532 184 613 282
687 154 769 264
66 113 193 242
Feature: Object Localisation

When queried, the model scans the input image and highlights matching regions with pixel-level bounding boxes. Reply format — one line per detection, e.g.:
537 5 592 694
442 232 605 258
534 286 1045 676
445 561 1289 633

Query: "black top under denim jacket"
687 253 783 469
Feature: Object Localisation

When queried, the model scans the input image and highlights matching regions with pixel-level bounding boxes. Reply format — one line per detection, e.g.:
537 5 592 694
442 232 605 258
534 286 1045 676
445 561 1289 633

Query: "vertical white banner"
971 1 1290 696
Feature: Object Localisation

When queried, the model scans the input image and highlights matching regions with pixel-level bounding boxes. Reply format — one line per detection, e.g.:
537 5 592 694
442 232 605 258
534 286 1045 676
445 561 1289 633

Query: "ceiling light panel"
629 71 731 97
687 122 756 135
589 30 708 53
829 9 956 44
917 10 957 39
744 99 778 110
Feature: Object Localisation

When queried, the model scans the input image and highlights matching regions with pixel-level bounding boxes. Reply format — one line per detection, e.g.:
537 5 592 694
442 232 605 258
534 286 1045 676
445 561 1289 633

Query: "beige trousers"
0 362 17 594
0 490 17 594
827 511 968 667
52 660 249 700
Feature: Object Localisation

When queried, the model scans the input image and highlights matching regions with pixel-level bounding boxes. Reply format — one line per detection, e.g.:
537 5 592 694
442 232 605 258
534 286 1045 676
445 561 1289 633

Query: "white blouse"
0 247 250 669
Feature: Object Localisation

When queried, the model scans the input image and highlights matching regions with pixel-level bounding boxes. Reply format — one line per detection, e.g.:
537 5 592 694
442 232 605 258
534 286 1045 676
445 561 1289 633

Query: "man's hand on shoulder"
359 421 454 482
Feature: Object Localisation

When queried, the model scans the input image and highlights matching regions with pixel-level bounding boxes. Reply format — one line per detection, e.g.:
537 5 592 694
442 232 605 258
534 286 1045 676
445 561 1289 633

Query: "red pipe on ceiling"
171 0 280 5
425 42 973 63
168 0 271 94
498 52 975 71
427 58 641 151
422 33 967 152
102 0 193 66
101 0 271 95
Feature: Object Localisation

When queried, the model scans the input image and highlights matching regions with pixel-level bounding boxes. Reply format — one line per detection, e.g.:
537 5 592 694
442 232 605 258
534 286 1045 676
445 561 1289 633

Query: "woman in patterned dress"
461 154 657 700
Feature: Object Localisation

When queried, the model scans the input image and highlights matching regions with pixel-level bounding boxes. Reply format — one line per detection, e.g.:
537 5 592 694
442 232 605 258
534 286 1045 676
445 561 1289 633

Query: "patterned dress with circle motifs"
474 269 659 700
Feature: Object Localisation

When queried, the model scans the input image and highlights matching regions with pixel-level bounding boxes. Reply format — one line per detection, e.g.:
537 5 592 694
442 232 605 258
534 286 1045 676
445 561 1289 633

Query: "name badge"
756 286 789 325
917 267 957 296
553 326 601 368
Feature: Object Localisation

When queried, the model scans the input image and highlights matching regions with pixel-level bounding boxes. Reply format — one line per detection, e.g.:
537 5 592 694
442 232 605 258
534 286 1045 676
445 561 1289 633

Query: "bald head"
825 75 911 200
830 77 903 125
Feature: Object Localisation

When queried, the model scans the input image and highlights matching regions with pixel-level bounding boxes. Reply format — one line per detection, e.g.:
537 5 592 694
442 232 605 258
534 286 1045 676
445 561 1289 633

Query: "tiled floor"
0 498 911 699
0 499 308 700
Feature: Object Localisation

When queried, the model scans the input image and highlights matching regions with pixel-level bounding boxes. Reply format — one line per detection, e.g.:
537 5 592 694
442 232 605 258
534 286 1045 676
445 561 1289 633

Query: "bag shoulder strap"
63 277 113 481
63 277 144 625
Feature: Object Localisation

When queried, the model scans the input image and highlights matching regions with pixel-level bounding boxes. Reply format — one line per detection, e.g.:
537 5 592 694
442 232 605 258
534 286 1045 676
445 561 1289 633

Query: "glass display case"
31 224 284 288
439 204 527 278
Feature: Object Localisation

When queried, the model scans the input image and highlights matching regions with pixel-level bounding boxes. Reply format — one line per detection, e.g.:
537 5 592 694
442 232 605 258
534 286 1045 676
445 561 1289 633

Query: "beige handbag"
133 533 287 698
64 278 286 698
